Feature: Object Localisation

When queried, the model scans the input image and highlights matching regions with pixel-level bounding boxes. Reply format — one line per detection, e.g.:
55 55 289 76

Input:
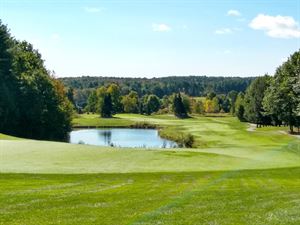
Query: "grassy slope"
72 113 135 127
0 133 21 140
0 114 300 224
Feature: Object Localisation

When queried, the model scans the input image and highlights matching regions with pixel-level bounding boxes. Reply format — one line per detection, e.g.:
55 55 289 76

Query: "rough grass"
0 114 300 224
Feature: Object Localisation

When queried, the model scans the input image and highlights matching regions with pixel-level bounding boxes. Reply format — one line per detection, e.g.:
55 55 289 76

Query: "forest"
61 76 254 109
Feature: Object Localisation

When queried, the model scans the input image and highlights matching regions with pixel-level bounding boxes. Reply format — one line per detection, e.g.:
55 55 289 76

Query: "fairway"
1 114 300 224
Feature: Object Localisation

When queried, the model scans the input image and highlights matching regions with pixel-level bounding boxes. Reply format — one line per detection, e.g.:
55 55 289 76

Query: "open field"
1 114 300 224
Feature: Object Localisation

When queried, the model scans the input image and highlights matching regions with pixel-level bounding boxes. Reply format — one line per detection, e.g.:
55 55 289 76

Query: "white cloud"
227 10 241 17
215 28 232 35
84 7 102 13
249 14 300 39
152 23 171 32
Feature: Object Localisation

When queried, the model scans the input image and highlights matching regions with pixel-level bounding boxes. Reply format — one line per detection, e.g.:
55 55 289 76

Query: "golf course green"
1 114 299 224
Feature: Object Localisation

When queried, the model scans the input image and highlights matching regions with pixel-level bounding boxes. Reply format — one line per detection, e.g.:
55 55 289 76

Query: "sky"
0 0 300 78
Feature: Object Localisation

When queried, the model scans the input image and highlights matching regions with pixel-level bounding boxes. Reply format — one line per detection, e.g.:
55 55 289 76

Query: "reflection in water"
69 128 178 148
98 130 112 145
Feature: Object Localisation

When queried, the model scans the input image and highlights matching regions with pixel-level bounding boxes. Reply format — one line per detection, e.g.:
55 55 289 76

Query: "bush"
130 121 157 129
159 129 195 148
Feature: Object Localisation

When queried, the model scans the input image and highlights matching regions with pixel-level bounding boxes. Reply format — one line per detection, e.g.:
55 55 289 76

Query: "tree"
181 94 191 113
192 99 205 114
85 90 98 113
121 91 139 113
12 41 73 140
216 94 230 113
0 21 19 133
244 75 271 127
145 94 160 115
173 93 188 118
61 76 254 107
228 90 238 114
0 21 73 140
263 50 300 132
107 83 122 113
204 99 213 113
235 92 245 122
221 98 231 113
204 97 219 113
95 86 107 114
101 94 113 118
66 88 75 105
211 97 220 113
207 92 216 100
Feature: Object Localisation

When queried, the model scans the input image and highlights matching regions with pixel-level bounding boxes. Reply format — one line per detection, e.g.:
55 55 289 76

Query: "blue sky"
0 0 299 77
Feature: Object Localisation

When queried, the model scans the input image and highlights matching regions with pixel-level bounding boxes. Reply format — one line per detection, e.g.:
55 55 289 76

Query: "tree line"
81 49 300 134
235 50 300 133
82 81 241 119
0 21 73 140
61 76 254 109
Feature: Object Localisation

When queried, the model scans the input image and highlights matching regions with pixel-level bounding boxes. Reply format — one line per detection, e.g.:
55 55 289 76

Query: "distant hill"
60 76 255 98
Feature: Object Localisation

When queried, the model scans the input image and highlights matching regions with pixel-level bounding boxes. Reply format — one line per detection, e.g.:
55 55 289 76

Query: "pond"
69 128 178 148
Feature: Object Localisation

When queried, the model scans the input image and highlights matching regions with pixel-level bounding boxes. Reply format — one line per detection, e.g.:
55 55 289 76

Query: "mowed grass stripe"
0 168 299 225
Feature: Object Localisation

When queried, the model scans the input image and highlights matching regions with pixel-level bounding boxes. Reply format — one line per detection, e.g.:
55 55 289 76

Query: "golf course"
1 1 300 224
1 114 299 225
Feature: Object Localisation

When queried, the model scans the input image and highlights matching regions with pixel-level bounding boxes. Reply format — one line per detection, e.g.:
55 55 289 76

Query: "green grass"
1 168 300 225
1 114 300 224
72 113 135 127
0 133 21 140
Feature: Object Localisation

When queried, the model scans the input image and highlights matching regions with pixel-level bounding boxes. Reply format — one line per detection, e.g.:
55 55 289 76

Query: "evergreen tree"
173 93 188 118
101 94 113 118
221 98 231 113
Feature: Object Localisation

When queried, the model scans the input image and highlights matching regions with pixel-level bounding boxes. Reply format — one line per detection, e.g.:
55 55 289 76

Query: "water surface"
69 128 177 148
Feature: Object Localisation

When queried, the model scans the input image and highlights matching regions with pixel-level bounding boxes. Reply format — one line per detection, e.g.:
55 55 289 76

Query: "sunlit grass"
1 114 300 224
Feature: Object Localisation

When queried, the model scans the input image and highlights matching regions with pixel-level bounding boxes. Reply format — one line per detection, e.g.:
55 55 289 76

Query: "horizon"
1 0 300 78
59 74 258 79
